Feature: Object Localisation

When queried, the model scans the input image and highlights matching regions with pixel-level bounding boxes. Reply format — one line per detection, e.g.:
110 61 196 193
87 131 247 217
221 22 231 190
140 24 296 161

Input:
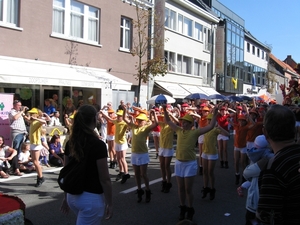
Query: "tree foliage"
131 0 168 103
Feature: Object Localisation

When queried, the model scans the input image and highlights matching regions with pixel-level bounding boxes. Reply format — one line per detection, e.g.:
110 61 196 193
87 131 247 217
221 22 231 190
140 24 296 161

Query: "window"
262 51 264 59
165 51 176 72
177 54 182 73
178 14 183 33
194 22 203 41
252 45 255 55
257 48 260 58
0 0 19 26
194 59 201 76
177 54 191 74
120 17 132 50
246 42 250 52
182 56 191 74
165 8 176 30
183 17 192 37
52 0 100 43
203 27 211 51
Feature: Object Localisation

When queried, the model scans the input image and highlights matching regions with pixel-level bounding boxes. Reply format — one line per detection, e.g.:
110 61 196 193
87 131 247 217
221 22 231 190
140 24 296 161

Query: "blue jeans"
12 133 25 154
67 192 105 225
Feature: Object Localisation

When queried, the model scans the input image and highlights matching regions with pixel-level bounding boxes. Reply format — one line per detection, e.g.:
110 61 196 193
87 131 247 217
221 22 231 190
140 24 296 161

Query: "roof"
269 53 299 77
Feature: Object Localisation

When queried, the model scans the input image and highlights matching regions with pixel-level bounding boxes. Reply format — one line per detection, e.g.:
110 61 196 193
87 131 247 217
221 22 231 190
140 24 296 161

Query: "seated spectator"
49 111 62 126
0 135 23 178
18 142 35 172
49 134 64 167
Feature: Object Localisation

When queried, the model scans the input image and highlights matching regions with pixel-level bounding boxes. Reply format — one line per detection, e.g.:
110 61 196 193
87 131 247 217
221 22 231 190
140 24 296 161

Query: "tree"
130 0 168 105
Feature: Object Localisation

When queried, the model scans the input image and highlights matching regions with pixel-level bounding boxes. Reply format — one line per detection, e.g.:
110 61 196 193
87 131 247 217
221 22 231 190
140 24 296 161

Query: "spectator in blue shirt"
44 99 56 117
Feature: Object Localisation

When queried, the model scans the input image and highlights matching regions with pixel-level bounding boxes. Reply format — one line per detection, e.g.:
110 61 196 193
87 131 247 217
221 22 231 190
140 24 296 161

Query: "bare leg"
159 156 166 181
133 165 141 189
234 150 240 174
140 164 150 190
184 176 195 208
30 150 42 178
202 158 209 187
208 160 216 188
176 176 186 206
164 157 172 183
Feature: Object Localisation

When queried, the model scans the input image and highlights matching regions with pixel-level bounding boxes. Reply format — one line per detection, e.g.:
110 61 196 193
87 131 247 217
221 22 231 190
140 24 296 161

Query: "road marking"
0 167 61 183
120 173 176 194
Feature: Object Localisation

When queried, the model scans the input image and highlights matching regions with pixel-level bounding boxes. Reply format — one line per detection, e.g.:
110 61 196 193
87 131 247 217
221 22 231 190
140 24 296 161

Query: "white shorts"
115 143 128 151
198 135 204 144
201 153 218 160
129 130 132 138
152 131 160 137
174 159 197 177
234 146 247 154
30 144 43 151
107 135 115 141
131 153 150 166
246 141 255 150
158 148 174 157
217 134 229 141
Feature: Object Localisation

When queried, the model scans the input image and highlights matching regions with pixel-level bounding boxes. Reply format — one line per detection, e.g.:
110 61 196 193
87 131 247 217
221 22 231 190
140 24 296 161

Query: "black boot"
112 161 117 169
210 188 216 200
235 174 240 185
161 181 167 192
178 205 187 221
109 161 113 168
35 176 45 187
186 207 195 221
120 173 130 184
164 183 172 193
145 190 152 203
116 172 124 181
136 189 144 203
224 161 229 169
220 160 224 168
201 187 211 199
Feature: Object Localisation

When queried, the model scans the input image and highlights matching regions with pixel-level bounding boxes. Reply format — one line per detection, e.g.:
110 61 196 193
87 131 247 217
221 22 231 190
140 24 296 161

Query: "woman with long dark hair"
60 105 113 224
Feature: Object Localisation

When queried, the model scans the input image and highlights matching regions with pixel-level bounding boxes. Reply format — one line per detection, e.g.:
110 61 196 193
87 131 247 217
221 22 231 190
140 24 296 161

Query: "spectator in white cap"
237 135 273 225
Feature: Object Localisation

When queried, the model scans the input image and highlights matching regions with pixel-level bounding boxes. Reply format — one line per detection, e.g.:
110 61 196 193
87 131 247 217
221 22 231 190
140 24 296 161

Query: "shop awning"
155 81 190 99
155 82 221 99
198 86 220 95
0 56 131 90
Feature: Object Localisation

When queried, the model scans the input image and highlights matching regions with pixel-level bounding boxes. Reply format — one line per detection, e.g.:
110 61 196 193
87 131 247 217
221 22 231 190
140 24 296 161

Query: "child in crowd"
163 104 219 222
238 135 274 225
229 114 254 185
40 128 50 167
201 113 229 200
18 142 35 172
122 106 158 203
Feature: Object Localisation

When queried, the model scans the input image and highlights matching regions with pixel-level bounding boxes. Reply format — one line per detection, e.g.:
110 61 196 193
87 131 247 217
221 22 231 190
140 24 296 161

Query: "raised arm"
148 109 158 130
163 104 179 131
199 105 220 135
122 105 131 125
100 110 114 123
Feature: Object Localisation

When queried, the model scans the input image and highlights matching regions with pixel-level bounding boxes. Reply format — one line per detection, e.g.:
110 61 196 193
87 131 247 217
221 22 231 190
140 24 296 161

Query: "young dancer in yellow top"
100 109 130 184
162 104 219 222
122 106 158 203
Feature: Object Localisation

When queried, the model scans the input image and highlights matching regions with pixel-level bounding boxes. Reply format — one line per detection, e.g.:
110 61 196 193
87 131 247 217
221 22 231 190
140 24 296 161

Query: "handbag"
57 154 88 195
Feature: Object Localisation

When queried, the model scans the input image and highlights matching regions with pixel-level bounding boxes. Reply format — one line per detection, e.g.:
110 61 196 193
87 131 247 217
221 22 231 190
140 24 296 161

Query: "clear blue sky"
219 0 300 63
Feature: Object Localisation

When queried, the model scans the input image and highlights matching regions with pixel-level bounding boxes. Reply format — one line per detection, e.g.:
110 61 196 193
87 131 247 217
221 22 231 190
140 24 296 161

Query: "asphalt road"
0 136 246 225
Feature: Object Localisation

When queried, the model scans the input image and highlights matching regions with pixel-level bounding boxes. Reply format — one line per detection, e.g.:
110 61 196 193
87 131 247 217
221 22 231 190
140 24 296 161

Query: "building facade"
151 0 220 102
0 0 153 110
